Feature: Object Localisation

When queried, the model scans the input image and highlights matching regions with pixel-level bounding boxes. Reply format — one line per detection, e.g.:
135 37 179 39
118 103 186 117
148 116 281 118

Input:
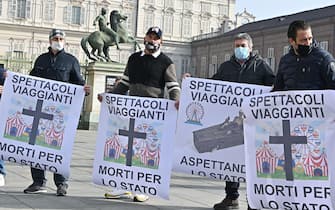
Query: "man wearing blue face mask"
273 20 335 91
24 29 91 196
211 33 274 210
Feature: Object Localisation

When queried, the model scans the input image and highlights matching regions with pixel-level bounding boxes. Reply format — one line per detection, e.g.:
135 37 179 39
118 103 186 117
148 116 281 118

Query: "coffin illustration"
193 113 244 153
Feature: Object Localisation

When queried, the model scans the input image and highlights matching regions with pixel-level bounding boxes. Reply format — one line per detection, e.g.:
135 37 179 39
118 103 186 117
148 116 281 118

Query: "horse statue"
81 10 141 62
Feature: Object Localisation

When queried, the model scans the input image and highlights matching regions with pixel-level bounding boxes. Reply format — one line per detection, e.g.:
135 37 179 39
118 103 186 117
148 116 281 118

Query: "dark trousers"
225 181 240 200
0 160 5 175
31 167 67 187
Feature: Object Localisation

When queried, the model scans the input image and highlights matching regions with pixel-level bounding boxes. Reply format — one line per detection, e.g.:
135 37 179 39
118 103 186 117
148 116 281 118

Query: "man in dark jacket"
273 20 335 91
212 33 274 210
0 67 7 186
99 26 180 202
24 29 90 196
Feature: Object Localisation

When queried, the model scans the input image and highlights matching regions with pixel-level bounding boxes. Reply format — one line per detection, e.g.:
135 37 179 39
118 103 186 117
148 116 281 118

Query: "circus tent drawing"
303 150 328 177
5 112 27 137
256 141 278 174
140 142 161 167
44 126 64 147
4 105 65 149
104 135 122 160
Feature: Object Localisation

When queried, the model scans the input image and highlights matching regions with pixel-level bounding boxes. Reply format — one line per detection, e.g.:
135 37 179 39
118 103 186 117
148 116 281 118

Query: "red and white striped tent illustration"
5 112 27 137
104 135 122 160
44 127 64 147
140 142 160 167
303 150 328 177
256 141 278 174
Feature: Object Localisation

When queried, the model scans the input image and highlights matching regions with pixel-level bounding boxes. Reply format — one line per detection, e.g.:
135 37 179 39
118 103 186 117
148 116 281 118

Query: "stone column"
80 62 125 130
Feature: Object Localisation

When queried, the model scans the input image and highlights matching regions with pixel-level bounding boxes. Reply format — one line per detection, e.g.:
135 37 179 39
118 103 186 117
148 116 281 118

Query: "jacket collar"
48 47 65 56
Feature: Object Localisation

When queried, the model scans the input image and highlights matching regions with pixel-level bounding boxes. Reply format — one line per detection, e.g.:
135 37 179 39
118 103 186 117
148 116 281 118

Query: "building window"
164 15 173 34
209 55 217 76
44 0 55 21
72 6 81 24
183 1 192 10
320 41 328 51
67 44 80 58
144 13 154 32
200 56 207 78
241 18 249 24
201 2 211 13
146 0 154 4
0 0 2 16
267 48 274 58
283 45 289 55
219 5 228 16
8 0 31 18
266 48 275 70
183 18 191 37
201 20 210 33
181 58 188 74
64 5 85 25
165 0 174 8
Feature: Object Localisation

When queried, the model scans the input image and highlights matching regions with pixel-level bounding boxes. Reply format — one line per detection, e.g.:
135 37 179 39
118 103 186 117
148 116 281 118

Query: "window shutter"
63 6 71 24
80 7 85 25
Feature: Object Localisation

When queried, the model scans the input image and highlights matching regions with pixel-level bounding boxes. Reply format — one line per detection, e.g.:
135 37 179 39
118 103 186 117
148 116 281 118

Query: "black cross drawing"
119 118 147 166
22 99 54 145
269 120 307 181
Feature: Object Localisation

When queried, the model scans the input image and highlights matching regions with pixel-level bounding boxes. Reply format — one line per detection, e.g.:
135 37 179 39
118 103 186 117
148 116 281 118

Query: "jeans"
31 167 67 187
225 181 240 200
0 160 5 175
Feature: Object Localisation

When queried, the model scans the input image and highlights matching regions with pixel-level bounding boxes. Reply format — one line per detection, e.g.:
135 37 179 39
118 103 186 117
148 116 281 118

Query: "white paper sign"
93 93 177 199
0 72 85 177
173 77 271 181
243 90 335 209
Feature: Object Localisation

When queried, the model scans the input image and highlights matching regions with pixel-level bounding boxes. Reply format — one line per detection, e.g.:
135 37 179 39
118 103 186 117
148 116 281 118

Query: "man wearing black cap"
99 26 180 101
98 26 180 202
23 28 90 196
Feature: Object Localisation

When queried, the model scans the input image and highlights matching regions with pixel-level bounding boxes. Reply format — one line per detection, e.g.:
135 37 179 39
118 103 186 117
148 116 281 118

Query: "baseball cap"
146 27 162 38
49 29 66 39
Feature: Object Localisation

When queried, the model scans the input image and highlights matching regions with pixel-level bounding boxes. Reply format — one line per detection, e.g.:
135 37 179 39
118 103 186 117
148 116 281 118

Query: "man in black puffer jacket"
273 20 335 91
24 29 90 197
212 33 274 210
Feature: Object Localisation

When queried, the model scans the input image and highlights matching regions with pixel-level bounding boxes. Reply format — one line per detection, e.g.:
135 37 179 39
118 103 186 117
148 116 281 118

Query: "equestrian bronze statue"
81 10 141 62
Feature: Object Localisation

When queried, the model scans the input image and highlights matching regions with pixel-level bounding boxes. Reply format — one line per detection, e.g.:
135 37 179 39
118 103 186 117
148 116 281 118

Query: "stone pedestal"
79 62 125 130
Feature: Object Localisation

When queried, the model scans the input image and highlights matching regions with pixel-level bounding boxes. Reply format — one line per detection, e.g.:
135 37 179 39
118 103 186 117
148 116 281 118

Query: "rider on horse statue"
93 8 120 50
81 9 140 62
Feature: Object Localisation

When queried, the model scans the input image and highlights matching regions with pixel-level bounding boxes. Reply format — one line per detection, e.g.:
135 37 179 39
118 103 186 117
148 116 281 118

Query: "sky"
235 0 335 21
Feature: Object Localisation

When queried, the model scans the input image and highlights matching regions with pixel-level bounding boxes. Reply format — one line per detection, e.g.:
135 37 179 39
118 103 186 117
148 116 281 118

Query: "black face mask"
297 44 312 57
144 41 160 53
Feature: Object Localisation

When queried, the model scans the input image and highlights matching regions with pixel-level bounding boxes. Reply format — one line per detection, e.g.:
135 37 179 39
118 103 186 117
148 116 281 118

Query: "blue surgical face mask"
234 47 250 60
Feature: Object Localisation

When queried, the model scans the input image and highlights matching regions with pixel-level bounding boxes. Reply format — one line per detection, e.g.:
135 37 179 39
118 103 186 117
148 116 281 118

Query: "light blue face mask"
234 47 250 60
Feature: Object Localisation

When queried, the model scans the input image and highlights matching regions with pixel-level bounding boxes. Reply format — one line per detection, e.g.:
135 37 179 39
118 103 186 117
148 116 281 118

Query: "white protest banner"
92 93 177 199
173 77 271 181
242 90 335 209
0 72 85 178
